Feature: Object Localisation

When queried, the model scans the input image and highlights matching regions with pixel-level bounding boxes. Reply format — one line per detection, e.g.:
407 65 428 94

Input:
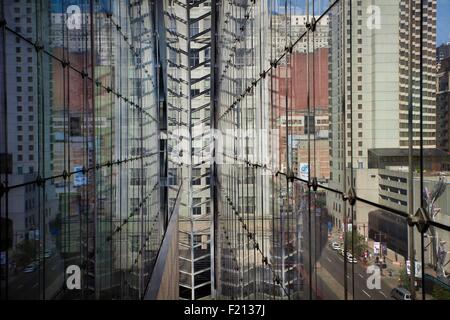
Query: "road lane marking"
17 284 24 289
362 290 371 298
32 283 38 289
326 257 332 263
380 291 387 298
358 273 364 279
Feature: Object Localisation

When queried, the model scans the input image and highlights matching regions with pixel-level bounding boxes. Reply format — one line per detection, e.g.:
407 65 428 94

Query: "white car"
44 249 53 259
331 242 341 251
346 254 358 264
23 262 38 273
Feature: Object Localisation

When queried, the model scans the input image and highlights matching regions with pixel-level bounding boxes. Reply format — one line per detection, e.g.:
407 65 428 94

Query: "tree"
399 268 411 291
432 285 450 300
345 230 368 257
12 240 37 267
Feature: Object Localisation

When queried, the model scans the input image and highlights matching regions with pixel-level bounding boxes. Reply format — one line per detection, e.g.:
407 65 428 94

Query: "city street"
315 245 393 300
298 213 396 300
5 255 65 300
300 244 395 300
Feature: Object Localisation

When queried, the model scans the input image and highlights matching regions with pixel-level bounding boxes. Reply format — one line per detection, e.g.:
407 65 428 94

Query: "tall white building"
272 14 329 57
1 0 57 249
327 0 437 238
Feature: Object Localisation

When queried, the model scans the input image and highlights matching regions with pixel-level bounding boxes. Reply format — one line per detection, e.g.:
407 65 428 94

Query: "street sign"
382 243 388 256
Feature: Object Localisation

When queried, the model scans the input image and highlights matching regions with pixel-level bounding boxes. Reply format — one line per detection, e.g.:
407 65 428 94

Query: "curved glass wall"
0 0 176 300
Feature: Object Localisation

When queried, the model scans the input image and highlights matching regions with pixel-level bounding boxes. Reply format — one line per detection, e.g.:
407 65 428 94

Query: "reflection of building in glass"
1 0 176 300
164 0 213 300
437 42 450 64
273 48 330 177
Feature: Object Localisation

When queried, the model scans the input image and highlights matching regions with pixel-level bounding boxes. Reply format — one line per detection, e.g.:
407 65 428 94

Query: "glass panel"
0 0 168 300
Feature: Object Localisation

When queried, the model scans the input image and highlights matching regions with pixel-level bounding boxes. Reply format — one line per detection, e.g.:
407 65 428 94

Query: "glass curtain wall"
215 0 450 300
163 0 213 300
0 0 171 300
1 0 450 301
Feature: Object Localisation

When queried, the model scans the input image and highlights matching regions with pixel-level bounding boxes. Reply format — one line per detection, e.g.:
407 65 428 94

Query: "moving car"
390 287 411 300
331 242 341 251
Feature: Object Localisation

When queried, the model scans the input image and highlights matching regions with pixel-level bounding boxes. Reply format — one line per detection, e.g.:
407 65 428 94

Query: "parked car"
346 254 358 264
390 287 411 300
23 262 38 273
44 249 53 259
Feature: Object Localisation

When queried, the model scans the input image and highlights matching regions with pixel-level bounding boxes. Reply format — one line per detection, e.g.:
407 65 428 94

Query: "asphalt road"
315 245 393 300
297 206 395 300
6 254 65 300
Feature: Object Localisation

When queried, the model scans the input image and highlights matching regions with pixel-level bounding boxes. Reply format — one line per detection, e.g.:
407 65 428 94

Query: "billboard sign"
374 242 380 255
406 260 422 278
299 163 309 180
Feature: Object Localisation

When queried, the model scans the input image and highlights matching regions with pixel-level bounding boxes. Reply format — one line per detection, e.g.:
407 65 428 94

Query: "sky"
437 0 450 45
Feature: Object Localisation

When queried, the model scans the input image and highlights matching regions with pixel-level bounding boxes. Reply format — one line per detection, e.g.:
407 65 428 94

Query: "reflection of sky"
274 0 450 46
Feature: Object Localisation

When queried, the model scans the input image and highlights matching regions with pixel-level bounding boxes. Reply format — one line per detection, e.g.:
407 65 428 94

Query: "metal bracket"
36 175 45 187
342 187 357 206
311 177 319 192
0 182 6 198
286 169 295 183
33 40 44 52
407 207 431 234
285 41 293 54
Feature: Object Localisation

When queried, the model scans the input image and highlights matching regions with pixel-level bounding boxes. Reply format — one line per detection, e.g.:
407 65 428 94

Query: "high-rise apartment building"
437 42 450 64
327 0 437 238
0 0 57 267
437 57 450 151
